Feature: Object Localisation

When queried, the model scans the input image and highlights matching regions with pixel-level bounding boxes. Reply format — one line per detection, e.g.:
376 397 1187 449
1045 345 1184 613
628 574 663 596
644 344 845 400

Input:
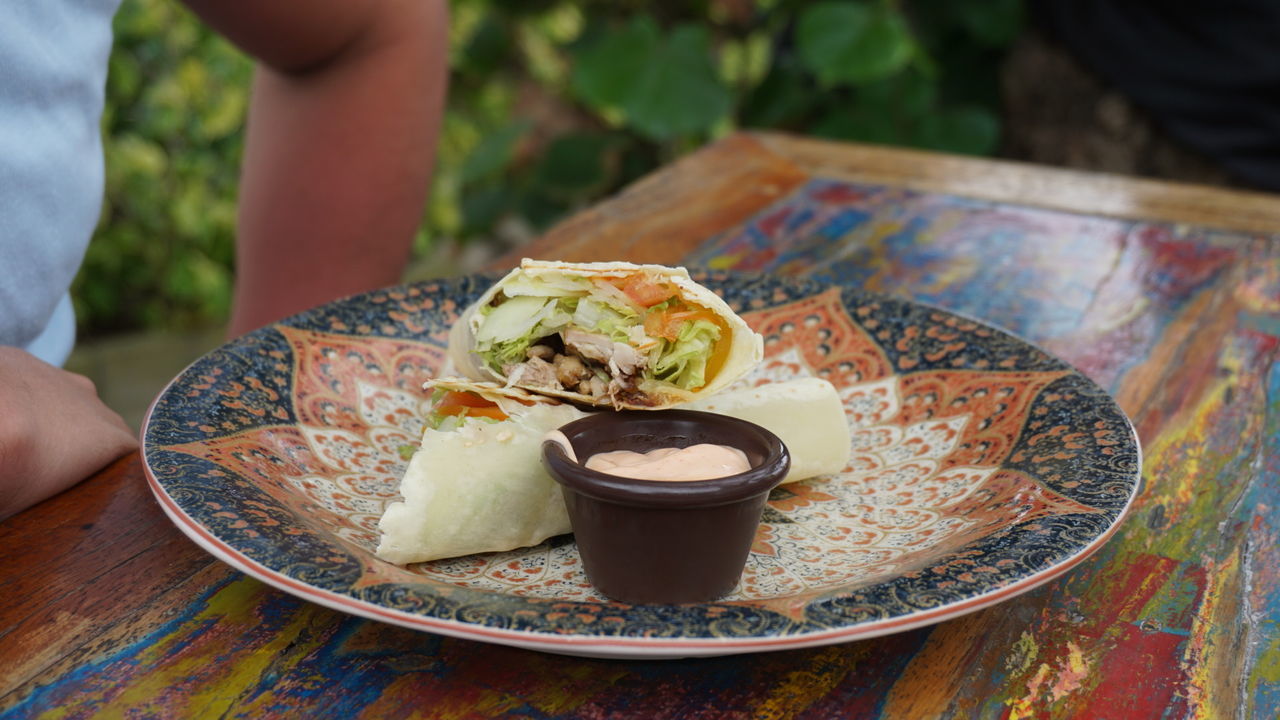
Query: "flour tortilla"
375 379 586 564
681 378 851 484
447 259 763 409
375 377 851 564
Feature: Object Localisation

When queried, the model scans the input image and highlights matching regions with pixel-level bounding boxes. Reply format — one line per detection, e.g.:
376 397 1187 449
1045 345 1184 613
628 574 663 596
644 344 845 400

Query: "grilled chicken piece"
553 354 592 387
608 342 643 377
504 356 562 390
562 328 648 380
562 328 613 365
586 376 607 399
526 344 555 361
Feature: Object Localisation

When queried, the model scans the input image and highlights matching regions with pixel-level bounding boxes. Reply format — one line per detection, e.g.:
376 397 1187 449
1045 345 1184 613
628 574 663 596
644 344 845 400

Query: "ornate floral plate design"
142 272 1141 659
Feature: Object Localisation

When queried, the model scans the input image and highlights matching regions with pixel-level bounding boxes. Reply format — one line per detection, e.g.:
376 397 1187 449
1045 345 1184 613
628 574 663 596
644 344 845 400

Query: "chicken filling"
505 328 645 402
472 274 725 404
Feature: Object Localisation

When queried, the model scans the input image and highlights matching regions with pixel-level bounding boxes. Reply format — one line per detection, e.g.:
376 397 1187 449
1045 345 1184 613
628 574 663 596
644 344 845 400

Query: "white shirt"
1 0 123 366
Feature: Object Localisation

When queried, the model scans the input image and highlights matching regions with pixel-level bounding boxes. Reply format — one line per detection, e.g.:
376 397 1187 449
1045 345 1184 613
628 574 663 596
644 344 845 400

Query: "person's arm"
0 1 446 521
180 0 449 336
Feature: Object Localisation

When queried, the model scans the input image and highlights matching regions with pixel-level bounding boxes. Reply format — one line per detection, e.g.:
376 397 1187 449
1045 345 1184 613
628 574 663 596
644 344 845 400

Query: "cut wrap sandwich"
376 378 586 564
376 377 851 565
448 259 763 409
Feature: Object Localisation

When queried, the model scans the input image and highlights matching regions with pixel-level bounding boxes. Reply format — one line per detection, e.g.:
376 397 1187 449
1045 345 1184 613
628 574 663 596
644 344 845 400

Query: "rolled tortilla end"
681 378 851 484
375 389 586 564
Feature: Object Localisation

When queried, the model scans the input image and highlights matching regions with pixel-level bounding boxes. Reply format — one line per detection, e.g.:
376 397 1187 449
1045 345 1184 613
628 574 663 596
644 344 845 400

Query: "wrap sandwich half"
376 376 851 565
376 378 586 564
448 259 763 409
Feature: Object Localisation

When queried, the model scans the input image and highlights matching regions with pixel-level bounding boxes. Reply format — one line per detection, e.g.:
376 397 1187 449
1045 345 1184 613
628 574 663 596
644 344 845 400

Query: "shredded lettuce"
572 298 637 343
476 296 576 370
499 273 591 298
589 279 645 314
426 411 502 432
476 296 549 343
427 413 464 432
473 273 723 391
650 319 721 390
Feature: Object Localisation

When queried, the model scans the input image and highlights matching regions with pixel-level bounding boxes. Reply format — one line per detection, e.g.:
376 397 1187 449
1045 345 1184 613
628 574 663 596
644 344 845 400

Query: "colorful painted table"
3 133 1278 718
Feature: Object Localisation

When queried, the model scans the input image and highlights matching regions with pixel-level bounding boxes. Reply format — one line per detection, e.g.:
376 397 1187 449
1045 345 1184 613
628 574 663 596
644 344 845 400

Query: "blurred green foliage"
77 0 248 335
77 0 1020 337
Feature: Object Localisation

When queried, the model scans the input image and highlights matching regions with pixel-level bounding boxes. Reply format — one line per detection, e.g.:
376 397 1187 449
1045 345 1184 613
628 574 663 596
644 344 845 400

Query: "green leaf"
934 40 1004 108
461 186 514 235
571 19 731 140
173 183 210 238
617 141 658 186
913 105 1000 155
458 15 511 77
858 70 937 122
459 122 530 185
197 83 247 141
953 0 1023 47
517 191 569 231
107 52 142 101
811 106 909 146
530 3 585 45
719 32 773 88
491 0 560 16
797 2 915 85
624 25 732 140
740 55 818 128
110 134 169 178
518 23 570 86
533 132 620 199
569 16 660 112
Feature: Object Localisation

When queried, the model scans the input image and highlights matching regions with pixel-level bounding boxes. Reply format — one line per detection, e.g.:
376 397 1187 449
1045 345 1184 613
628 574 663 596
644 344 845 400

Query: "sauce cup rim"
541 409 790 508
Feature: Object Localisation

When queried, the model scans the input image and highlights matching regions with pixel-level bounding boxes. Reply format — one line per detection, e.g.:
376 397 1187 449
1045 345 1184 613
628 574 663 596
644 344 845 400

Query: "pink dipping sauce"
584 444 751 481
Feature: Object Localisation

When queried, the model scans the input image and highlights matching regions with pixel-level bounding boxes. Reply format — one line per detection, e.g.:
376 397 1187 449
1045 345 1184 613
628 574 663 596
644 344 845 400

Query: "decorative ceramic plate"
142 272 1141 659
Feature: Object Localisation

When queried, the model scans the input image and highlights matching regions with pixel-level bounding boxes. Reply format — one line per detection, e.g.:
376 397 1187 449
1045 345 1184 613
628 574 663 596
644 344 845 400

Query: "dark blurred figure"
1035 0 1280 191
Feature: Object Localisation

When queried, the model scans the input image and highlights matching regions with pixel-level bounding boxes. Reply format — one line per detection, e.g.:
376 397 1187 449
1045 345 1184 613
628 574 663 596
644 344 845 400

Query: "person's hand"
0 347 138 520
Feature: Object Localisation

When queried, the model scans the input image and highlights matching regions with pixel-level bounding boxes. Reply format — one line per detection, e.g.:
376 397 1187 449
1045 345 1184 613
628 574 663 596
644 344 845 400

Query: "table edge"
750 130 1280 235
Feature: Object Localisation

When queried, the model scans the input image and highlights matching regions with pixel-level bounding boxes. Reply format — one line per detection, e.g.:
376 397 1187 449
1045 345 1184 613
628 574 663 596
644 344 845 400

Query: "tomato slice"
434 390 509 420
643 307 718 341
608 275 677 307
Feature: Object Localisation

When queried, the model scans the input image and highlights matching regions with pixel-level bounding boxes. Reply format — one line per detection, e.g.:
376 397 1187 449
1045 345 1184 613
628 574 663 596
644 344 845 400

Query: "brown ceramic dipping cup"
542 409 790 605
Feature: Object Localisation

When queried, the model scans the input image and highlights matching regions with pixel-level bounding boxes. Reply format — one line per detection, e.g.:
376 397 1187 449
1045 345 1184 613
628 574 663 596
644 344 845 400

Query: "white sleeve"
0 0 122 361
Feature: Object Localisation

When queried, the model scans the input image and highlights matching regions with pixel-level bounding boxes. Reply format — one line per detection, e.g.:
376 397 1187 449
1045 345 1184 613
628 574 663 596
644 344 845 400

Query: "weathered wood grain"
755 132 1280 234
0 455 217 706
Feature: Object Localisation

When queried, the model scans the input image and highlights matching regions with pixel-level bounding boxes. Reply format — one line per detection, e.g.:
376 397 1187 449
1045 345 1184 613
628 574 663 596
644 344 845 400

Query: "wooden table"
4 132 1278 718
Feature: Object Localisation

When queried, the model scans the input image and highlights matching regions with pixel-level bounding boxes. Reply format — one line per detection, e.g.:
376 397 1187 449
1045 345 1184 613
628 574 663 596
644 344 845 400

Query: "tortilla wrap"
682 378 851 484
375 378 586 564
447 259 763 409
376 376 851 564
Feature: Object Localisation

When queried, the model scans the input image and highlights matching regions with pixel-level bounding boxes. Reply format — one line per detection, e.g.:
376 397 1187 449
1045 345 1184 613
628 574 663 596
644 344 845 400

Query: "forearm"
184 0 448 336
